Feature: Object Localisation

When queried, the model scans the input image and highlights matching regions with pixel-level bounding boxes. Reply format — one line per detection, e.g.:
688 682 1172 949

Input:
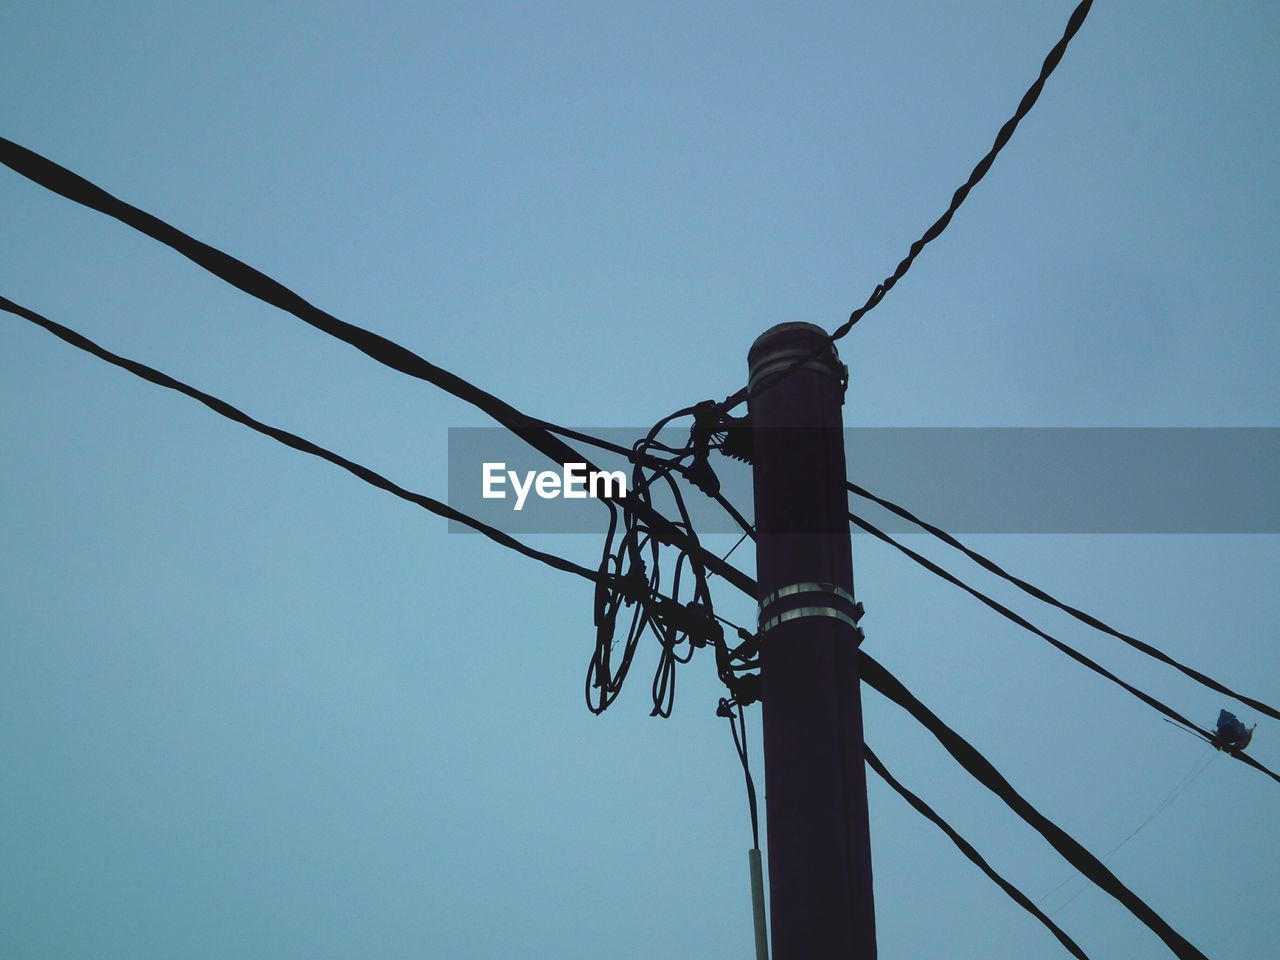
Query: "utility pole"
748 322 876 959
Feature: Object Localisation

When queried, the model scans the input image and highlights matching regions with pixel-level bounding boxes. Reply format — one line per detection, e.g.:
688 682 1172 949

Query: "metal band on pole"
757 581 856 613
759 606 863 636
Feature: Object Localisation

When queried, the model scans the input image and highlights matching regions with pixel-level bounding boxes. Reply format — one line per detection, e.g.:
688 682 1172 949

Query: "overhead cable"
0 295 600 582
849 479 1280 723
864 745 1090 960
1 294 745 720
580 472 1220 956
830 0 1095 341
0 137 753 598
1 312 1202 954
712 0 1096 413
858 651 1208 960
849 508 1280 788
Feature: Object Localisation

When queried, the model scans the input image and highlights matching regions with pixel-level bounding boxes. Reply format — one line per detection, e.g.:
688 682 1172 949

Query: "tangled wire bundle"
585 405 758 717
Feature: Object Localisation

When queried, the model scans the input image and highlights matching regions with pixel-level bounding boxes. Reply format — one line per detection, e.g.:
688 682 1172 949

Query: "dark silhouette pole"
748 323 876 959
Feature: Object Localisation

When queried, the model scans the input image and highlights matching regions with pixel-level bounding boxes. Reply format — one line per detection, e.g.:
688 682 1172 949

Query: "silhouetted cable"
858 651 1208 960
864 745 1090 960
831 0 1094 341
709 0 1096 414
572 417 1278 772
611 479 1218 954
720 524 754 565
0 137 754 598
0 140 593 462
553 410 762 716
849 509 1280 788
3 294 764 725
0 294 601 583
0 291 1218 953
698 534 1207 958
849 478 1280 723
538 420 758 544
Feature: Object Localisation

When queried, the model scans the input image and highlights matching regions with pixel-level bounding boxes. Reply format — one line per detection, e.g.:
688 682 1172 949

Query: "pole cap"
747 322 845 395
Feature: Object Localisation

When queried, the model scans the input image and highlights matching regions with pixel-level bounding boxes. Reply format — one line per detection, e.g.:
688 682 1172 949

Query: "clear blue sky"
2 2 1277 957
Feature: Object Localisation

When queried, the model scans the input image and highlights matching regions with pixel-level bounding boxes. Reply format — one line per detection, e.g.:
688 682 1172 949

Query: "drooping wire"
588 407 719 717
558 421 1280 792
848 508 1280 788
849 478 1280 723
1162 718 1214 745
578 400 767 718
5 85 1217 927
865 745 1090 960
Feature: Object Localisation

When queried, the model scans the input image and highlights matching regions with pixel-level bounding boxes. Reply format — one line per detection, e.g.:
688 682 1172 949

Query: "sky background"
2 2 1277 957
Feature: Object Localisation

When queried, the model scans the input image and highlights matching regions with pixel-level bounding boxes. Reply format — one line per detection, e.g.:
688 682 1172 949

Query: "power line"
652 472 1209 954
534 421 1280 784
3 296 1210 954
546 419 758 555
4 292 762 728
0 294 599 583
858 651 1208 960
551 424 1278 789
848 478 1280 723
712 0 1096 414
830 0 1095 342
719 524 755 566
0 138 595 470
0 2 1255 947
0 135 753 599
0 292 749 724
0 135 763 716
865 745 1090 960
848 508 1280 788
0 120 752 718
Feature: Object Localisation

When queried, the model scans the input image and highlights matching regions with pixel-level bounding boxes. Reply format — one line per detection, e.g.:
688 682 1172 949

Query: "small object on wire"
1211 709 1256 753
